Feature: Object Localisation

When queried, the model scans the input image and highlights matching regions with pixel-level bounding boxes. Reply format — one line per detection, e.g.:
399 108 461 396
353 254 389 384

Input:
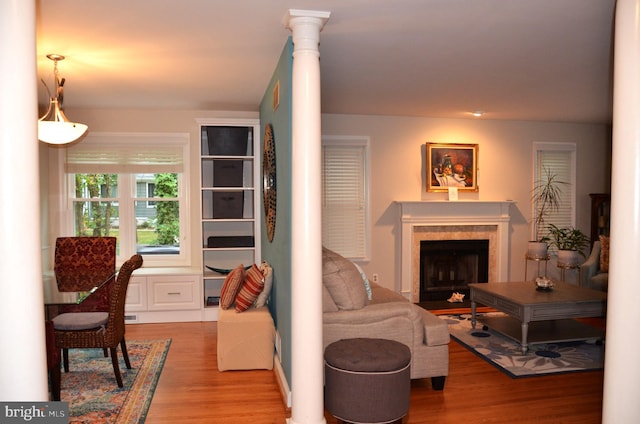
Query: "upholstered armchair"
581 237 609 292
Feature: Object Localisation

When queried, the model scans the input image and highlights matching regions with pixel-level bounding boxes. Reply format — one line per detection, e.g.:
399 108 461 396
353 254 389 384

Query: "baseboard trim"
273 354 292 409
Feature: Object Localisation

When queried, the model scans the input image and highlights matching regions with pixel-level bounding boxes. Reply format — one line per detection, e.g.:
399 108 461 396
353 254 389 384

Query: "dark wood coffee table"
469 281 606 353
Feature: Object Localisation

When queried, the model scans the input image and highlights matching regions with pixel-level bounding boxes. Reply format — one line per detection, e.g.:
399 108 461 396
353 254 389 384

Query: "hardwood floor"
125 322 603 423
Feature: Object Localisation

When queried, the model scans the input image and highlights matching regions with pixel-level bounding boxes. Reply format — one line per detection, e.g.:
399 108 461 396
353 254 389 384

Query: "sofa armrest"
323 302 420 350
417 307 450 346
581 241 601 287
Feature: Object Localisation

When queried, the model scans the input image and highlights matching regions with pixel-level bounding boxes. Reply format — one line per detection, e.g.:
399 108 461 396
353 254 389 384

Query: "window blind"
534 143 576 238
65 132 187 173
322 137 369 259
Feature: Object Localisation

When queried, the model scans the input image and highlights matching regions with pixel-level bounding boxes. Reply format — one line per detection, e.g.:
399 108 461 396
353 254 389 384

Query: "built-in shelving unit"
198 118 261 321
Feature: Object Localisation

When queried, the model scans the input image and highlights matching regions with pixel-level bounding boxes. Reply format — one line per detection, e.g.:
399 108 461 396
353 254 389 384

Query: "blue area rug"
444 313 604 378
62 339 170 423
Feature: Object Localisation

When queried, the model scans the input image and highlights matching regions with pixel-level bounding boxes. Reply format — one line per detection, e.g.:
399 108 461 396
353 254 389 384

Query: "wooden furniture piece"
469 281 606 354
53 254 143 388
45 320 61 401
198 119 261 321
589 193 610 247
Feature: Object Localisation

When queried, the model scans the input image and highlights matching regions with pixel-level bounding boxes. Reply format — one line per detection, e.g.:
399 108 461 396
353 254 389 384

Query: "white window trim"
51 132 191 268
321 135 371 261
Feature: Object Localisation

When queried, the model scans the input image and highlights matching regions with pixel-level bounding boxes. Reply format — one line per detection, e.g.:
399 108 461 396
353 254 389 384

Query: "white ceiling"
36 0 616 124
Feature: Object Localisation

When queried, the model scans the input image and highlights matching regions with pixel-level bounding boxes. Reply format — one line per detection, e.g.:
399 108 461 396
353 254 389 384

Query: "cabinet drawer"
147 276 200 311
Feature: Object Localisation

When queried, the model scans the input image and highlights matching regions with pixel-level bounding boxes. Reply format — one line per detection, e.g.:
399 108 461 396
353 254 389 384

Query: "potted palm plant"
546 224 590 266
528 168 567 258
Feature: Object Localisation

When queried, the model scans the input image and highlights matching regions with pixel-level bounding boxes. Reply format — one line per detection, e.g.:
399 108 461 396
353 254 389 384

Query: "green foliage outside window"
75 173 117 236
154 173 179 245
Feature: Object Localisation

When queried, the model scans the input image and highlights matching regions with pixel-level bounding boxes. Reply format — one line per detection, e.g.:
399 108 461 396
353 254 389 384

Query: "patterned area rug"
61 339 171 423
444 313 604 378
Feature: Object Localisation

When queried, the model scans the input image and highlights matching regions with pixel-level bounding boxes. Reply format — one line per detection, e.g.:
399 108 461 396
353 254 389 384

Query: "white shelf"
199 119 261 320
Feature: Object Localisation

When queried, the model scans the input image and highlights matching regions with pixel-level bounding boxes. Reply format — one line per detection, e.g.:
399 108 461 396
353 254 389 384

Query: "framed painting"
426 142 478 192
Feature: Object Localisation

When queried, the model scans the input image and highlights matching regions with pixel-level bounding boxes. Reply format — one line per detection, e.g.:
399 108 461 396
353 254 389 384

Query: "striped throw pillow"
220 265 246 309
235 264 265 312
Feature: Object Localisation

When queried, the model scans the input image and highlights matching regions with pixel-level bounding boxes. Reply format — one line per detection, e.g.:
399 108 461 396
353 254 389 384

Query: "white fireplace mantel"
396 200 514 301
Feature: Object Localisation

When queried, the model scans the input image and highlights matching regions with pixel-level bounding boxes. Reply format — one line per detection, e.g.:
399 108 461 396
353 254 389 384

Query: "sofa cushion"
323 284 339 312
599 235 610 273
322 247 368 310
220 264 246 309
235 264 264 312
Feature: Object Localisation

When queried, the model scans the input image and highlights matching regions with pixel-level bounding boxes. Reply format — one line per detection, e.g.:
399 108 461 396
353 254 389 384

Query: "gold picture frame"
426 142 478 192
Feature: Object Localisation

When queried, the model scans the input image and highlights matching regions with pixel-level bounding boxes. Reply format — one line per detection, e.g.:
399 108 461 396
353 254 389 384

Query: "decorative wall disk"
263 123 277 242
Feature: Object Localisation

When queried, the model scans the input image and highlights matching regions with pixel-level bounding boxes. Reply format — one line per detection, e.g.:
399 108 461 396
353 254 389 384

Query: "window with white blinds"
321 136 370 260
61 132 190 267
533 142 576 242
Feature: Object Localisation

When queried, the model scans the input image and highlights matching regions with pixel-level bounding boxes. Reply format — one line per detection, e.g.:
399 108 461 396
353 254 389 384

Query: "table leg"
471 300 477 329
520 321 529 354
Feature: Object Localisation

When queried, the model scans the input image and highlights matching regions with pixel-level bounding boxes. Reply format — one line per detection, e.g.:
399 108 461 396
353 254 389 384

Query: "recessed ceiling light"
472 111 483 117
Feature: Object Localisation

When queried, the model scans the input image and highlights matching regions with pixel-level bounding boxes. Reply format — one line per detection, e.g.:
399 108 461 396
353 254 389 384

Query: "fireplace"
397 201 513 302
420 239 489 301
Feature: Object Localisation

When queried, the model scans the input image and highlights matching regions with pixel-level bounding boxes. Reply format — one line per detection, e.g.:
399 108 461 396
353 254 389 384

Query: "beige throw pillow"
322 247 368 310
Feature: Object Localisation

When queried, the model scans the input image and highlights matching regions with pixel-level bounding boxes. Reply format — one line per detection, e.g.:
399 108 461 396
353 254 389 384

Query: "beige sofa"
322 248 450 390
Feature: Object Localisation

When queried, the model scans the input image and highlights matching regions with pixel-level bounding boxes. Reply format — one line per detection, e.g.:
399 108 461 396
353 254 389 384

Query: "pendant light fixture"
38 54 88 145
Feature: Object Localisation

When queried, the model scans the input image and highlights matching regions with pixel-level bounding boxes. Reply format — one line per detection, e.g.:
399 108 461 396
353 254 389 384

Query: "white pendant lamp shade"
38 54 88 145
38 98 88 144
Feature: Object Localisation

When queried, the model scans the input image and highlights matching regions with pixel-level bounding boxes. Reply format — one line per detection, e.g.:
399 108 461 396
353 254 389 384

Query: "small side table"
524 253 550 281
557 262 582 285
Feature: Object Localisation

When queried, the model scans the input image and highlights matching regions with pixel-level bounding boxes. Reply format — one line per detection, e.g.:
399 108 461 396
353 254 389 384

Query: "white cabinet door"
125 275 147 312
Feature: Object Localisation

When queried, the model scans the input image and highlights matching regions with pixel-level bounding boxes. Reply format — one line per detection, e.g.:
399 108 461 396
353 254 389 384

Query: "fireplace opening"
420 239 489 301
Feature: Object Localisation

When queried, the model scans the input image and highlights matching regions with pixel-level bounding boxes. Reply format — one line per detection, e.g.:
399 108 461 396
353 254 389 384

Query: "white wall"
321 113 611 288
43 109 611 287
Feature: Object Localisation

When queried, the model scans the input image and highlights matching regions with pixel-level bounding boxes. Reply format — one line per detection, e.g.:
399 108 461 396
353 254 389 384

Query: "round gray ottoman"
324 338 411 424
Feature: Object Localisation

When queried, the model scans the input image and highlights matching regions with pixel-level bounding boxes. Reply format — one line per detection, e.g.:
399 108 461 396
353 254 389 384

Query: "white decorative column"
285 9 330 424
602 0 640 422
0 0 48 400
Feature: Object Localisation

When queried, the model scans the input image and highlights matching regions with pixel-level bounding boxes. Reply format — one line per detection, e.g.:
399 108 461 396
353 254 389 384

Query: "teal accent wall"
259 37 293 386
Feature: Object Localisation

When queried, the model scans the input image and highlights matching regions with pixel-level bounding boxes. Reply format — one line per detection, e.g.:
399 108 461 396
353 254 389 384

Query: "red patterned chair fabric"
54 237 117 313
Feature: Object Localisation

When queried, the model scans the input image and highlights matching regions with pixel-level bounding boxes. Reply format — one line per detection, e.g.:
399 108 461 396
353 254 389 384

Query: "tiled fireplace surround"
397 201 513 302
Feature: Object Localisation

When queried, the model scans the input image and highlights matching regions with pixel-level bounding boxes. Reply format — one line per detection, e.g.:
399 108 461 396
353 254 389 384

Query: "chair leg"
103 348 108 357
431 376 446 390
50 365 61 401
62 349 69 372
120 338 132 369
110 347 124 388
